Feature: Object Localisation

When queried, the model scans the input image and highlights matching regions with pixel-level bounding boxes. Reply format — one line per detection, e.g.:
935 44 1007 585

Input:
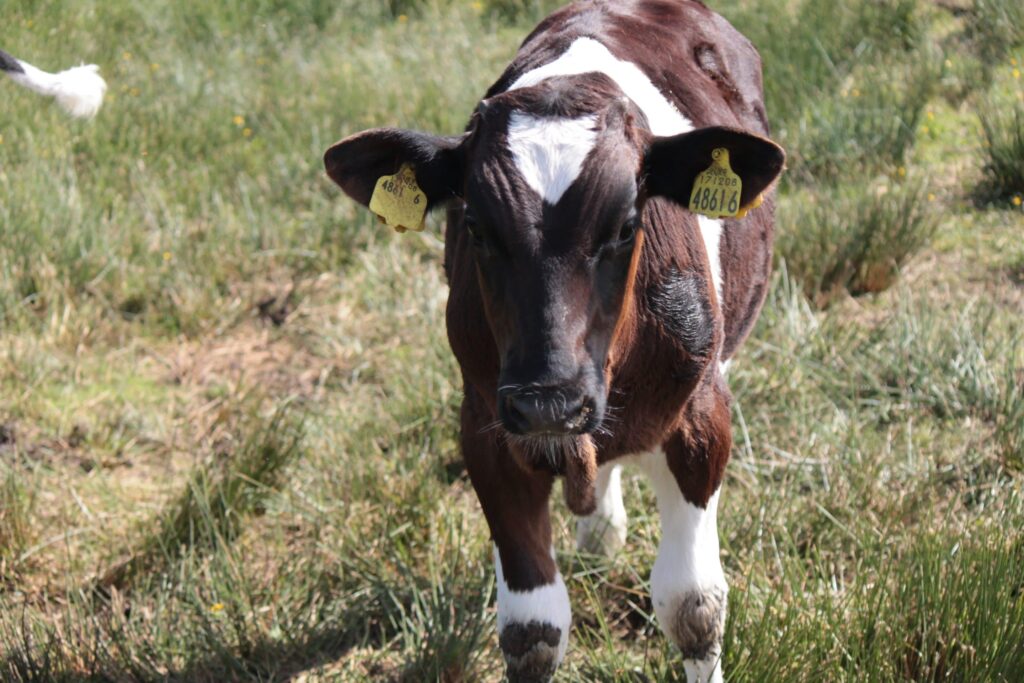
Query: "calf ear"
324 128 465 209
643 126 785 212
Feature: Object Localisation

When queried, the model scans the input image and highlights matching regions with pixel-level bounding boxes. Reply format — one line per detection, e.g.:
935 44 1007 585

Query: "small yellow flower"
897 166 907 178
944 58 953 68
921 125 930 134
233 115 245 127
242 127 253 137
927 193 936 202
150 63 160 71
210 602 225 613
851 88 861 98
1012 57 1018 66
398 14 408 22
1013 196 1022 207
162 251 172 262
122 51 132 61
470 1 484 11
0 134 4 145
926 111 935 121
25 19 33 28
1013 68 1021 80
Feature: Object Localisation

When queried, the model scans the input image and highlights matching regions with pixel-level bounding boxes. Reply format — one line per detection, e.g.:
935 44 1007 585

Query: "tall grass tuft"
966 0 1024 65
0 467 36 572
98 403 305 591
775 179 939 306
979 96 1024 202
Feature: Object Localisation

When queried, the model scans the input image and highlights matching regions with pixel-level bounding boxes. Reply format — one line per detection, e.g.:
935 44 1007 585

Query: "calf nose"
501 386 592 435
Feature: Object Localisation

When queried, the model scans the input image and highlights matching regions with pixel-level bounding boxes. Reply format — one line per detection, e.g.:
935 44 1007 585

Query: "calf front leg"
462 397 570 683
639 390 732 683
575 462 627 556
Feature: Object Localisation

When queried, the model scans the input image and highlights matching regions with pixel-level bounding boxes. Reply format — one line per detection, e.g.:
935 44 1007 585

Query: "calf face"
325 77 783 443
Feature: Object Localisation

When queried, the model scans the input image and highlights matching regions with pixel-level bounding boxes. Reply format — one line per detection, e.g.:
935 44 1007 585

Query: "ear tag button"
369 163 427 233
688 147 744 219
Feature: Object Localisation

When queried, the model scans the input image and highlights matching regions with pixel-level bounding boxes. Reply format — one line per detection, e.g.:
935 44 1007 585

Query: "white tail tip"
52 63 107 118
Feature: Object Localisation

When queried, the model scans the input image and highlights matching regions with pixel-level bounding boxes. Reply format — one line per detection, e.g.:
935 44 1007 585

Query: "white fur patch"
576 462 628 555
698 215 724 307
507 112 598 204
9 59 106 118
637 450 727 683
494 545 572 664
509 37 692 137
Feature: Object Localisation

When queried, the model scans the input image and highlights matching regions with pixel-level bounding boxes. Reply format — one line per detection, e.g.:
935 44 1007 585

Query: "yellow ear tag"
369 163 427 233
688 148 743 219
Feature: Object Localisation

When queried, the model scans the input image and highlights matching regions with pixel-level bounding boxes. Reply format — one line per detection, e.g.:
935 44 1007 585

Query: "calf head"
325 74 784 458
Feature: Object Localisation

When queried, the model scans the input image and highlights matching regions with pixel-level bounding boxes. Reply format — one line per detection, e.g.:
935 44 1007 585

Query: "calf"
1 48 106 119
324 1 784 680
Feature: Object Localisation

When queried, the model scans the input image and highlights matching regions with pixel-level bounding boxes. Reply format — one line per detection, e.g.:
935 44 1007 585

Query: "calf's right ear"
323 128 466 210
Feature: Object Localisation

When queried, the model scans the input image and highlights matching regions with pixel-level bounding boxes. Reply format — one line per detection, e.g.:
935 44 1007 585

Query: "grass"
1 0 1023 681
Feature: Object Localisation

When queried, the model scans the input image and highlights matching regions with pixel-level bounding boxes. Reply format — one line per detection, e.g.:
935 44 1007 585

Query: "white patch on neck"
494 545 572 664
506 37 724 310
507 112 598 204
698 215 724 309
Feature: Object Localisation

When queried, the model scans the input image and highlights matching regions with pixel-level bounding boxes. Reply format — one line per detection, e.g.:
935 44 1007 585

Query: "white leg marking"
576 462 627 555
507 112 599 205
8 59 106 118
638 451 727 683
494 545 572 664
509 37 693 137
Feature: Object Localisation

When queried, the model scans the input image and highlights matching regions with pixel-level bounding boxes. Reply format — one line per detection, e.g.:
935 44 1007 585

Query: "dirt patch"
156 324 341 401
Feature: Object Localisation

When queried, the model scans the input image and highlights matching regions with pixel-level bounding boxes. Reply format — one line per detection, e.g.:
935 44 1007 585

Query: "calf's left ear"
643 126 785 212
324 128 466 209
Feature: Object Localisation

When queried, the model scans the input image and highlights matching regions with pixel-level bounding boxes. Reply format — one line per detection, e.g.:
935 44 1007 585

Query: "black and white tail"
0 48 106 119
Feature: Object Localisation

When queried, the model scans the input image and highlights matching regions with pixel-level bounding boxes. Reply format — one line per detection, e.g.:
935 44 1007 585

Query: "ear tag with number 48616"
369 163 427 233
689 147 745 219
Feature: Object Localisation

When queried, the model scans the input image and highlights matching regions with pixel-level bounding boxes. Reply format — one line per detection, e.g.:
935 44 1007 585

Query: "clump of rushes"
0 467 36 571
966 0 1024 66
776 178 939 306
979 94 1024 202
97 403 304 591
785 58 939 184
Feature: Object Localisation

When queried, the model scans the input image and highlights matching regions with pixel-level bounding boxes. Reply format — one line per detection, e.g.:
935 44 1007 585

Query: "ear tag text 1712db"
369 163 427 233
689 147 746 219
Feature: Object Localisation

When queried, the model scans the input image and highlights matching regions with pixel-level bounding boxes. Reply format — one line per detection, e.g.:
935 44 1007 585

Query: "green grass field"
1 0 1023 681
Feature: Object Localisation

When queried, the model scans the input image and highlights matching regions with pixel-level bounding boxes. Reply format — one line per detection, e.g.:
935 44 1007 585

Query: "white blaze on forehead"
505 36 724 311
507 112 598 204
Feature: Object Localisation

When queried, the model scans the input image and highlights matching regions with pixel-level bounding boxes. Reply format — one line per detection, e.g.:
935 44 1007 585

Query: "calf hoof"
664 588 726 661
499 621 563 683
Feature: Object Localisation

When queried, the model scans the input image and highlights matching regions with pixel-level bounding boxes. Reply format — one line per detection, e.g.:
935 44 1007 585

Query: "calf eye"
619 217 638 244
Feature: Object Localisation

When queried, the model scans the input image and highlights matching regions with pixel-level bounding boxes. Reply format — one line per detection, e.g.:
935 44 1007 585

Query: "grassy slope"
1 0 1022 681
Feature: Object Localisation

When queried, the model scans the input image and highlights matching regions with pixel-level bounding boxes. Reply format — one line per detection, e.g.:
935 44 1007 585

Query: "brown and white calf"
324 1 784 680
